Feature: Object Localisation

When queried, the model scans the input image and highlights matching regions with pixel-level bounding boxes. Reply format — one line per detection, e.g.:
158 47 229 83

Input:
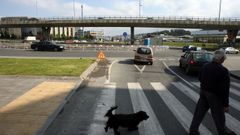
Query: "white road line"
106 60 117 83
162 61 195 88
134 65 146 73
193 82 240 97
172 82 240 135
88 83 116 135
134 64 142 72
231 82 240 89
230 88 240 97
192 82 240 112
128 83 165 135
151 82 212 135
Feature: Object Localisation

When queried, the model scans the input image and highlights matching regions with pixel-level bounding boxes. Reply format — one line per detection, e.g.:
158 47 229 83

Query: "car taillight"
189 60 196 65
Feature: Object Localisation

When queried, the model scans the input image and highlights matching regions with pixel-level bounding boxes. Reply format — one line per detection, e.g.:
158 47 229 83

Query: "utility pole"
218 0 222 19
73 0 76 18
138 0 142 17
36 0 38 17
81 5 84 37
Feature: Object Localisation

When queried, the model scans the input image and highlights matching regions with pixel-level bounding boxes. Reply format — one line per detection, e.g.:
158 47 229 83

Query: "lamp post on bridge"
81 5 84 37
138 0 142 17
218 0 222 20
73 0 76 18
35 0 38 17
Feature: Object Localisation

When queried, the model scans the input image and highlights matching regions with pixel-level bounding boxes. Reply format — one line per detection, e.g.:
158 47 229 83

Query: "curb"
36 60 99 135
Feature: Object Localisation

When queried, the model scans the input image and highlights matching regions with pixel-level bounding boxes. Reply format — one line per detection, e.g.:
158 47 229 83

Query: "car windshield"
137 47 151 54
193 52 213 62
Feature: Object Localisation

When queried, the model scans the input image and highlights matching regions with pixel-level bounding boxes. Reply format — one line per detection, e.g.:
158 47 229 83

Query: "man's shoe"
189 131 200 135
224 129 236 135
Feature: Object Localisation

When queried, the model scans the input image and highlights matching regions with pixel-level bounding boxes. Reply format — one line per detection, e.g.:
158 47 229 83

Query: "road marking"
172 82 240 135
151 82 212 135
105 60 117 84
88 83 116 135
162 61 195 88
231 82 240 89
192 82 240 112
134 65 146 73
128 83 165 135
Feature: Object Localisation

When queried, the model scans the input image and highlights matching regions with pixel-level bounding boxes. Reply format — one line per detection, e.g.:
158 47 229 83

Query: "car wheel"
185 65 191 74
34 47 38 51
149 62 153 65
54 48 58 51
226 51 229 54
236 52 238 54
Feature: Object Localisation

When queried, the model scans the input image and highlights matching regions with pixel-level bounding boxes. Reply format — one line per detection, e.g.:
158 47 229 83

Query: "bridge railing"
1 16 240 22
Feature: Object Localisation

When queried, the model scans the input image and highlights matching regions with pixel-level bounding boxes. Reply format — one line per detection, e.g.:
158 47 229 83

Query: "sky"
1 0 240 36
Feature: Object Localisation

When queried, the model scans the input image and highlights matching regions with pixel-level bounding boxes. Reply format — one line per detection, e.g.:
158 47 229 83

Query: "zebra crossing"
88 81 240 135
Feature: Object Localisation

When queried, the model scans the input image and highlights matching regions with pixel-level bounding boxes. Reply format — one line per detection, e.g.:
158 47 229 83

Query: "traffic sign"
123 32 127 38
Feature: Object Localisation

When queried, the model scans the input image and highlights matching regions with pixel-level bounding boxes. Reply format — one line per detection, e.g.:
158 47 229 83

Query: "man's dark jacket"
199 62 230 107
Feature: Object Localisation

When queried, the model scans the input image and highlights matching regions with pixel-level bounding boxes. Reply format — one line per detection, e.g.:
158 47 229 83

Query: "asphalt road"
1 48 240 135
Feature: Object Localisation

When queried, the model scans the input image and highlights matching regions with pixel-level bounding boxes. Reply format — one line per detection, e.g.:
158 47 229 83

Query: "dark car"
179 51 213 74
31 41 65 51
182 45 197 52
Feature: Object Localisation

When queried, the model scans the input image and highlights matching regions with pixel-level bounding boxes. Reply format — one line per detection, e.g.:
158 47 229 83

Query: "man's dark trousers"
190 90 225 135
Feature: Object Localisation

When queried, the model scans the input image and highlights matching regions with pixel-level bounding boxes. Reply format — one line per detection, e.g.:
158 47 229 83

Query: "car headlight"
60 46 63 48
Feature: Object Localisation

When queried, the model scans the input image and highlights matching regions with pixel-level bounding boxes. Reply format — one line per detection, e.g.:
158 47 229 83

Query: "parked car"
182 45 197 52
221 47 239 54
179 51 213 74
134 46 153 65
31 41 65 51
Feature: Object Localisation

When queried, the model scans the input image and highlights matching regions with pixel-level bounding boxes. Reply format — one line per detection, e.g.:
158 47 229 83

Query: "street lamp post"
218 0 222 19
73 0 76 18
81 5 84 37
36 0 38 17
138 0 142 17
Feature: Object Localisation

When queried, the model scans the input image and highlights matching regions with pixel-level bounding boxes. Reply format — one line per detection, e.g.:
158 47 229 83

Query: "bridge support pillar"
130 27 134 45
41 27 51 41
227 29 238 46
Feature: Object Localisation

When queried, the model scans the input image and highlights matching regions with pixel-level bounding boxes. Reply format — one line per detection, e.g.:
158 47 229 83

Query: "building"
50 27 75 39
90 30 104 41
75 29 90 39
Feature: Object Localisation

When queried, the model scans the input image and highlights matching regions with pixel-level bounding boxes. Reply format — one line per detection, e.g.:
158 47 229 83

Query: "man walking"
189 50 232 135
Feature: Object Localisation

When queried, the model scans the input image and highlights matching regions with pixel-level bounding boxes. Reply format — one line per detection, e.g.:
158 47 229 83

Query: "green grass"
0 58 95 76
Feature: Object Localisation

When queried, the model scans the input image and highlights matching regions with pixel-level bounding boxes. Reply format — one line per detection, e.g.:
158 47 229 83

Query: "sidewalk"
0 60 98 135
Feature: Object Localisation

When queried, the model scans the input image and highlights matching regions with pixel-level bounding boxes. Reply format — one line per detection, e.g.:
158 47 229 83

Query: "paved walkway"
0 81 76 135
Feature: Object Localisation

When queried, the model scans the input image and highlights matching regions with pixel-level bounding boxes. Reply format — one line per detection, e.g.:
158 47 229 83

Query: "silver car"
222 47 239 54
134 46 153 65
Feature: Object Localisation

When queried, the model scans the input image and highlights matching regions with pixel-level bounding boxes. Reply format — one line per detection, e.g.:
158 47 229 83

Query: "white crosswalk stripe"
192 82 240 113
151 82 212 135
128 83 165 135
88 83 116 135
231 82 240 88
172 82 240 135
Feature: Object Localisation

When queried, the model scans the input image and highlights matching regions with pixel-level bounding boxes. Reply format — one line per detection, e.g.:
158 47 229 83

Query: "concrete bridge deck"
1 16 240 29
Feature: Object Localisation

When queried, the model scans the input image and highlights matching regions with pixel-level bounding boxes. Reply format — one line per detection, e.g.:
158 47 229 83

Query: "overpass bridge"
1 16 240 44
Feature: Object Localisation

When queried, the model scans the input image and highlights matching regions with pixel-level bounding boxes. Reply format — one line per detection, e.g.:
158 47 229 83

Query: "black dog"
104 106 149 135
